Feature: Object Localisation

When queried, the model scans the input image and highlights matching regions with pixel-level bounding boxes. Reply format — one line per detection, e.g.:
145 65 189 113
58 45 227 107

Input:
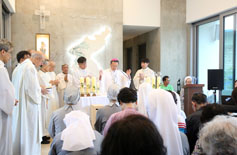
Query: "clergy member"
133 58 155 89
12 51 32 151
56 64 73 107
71 56 91 88
47 61 60 111
12 51 46 155
94 84 122 134
0 39 15 155
100 59 131 94
48 85 80 138
16 50 31 64
38 60 51 144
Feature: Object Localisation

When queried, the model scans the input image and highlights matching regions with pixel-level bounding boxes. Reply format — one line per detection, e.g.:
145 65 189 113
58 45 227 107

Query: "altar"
77 95 110 115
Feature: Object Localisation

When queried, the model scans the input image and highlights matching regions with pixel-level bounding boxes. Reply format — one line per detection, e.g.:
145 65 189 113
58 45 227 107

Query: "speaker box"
208 69 224 90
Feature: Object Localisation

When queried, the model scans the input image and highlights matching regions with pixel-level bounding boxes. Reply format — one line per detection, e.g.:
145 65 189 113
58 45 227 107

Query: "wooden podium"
184 84 204 116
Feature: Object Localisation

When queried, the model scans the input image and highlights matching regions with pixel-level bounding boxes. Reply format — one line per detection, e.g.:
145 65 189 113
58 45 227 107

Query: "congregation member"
167 90 187 133
198 116 237 155
47 60 60 110
103 87 140 135
133 58 155 89
38 60 51 144
12 51 46 155
147 89 189 155
48 86 80 138
56 64 73 107
100 59 131 94
0 39 15 155
94 84 121 134
192 103 227 155
71 56 91 88
137 83 152 116
186 93 207 153
49 110 103 155
101 115 167 155
160 75 174 91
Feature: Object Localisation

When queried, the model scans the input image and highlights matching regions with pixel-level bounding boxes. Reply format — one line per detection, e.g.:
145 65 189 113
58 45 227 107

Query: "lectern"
184 84 204 116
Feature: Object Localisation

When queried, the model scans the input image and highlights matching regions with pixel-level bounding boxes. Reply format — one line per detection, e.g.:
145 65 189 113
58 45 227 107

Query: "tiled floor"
41 140 51 155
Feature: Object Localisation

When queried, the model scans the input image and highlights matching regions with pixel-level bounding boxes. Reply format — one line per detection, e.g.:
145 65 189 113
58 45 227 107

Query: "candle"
86 77 91 94
91 77 96 93
152 77 156 88
86 77 90 86
157 76 161 88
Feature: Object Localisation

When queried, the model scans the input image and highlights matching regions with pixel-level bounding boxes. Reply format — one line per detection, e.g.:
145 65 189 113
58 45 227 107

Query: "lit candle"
157 76 161 88
86 77 90 85
152 77 156 88
91 77 96 93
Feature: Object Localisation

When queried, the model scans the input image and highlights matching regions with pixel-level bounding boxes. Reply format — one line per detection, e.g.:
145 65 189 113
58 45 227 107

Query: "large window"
223 13 237 95
194 10 237 103
196 19 220 102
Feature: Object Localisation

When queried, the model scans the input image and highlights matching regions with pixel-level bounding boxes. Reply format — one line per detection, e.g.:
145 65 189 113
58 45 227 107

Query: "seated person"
198 116 237 155
49 110 103 155
160 76 174 91
186 93 207 153
94 84 122 134
147 89 189 155
192 103 227 155
167 90 187 133
101 115 167 155
103 87 141 135
48 86 80 138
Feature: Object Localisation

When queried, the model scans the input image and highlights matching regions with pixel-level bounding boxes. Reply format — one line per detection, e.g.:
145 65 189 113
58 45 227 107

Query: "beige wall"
11 0 123 75
186 0 237 23
160 0 188 90
123 0 160 27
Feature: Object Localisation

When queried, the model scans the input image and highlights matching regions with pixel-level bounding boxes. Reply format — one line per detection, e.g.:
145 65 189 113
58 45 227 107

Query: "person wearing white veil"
180 76 193 109
94 84 121 134
138 83 152 116
147 89 183 155
49 110 103 155
48 85 80 138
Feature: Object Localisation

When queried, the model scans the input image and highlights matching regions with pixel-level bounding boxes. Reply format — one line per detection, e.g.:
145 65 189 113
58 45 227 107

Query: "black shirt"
185 108 203 153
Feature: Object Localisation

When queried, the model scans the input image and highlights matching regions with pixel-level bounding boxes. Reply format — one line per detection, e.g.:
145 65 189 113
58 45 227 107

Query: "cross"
34 6 50 29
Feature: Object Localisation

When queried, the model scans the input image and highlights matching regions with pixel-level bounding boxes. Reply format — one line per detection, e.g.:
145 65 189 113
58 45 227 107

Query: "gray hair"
107 84 120 101
41 60 49 66
199 115 237 155
63 86 80 105
0 39 13 52
31 52 43 59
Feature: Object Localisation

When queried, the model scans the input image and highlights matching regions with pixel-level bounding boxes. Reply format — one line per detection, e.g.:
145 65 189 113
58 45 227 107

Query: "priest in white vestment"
38 60 52 142
12 51 32 152
71 56 91 88
12 51 46 155
133 58 155 90
100 59 131 94
47 61 60 111
56 64 73 107
0 39 15 155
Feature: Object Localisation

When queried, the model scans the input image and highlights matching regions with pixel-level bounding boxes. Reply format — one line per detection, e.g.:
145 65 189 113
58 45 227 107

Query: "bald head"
48 60 56 72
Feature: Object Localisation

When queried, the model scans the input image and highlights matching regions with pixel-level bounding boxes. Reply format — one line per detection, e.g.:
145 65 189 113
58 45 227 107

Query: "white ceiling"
123 25 158 41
